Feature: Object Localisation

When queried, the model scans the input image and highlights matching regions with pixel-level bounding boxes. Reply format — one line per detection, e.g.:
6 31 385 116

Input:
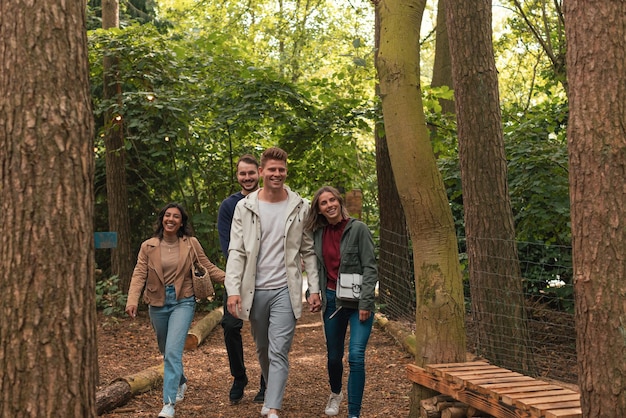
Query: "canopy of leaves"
88 0 377 270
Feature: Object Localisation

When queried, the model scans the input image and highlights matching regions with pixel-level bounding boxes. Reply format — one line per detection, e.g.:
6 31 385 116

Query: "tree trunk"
375 0 466 415
431 0 455 115
103 0 133 292
446 0 534 374
564 1 626 415
374 18 414 320
0 1 97 416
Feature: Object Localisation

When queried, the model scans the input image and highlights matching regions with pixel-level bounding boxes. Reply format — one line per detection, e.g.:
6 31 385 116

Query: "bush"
95 275 128 317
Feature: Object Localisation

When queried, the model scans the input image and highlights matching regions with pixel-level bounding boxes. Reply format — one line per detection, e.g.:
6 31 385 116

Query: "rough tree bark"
446 0 534 373
564 0 626 415
0 0 97 416
374 0 466 415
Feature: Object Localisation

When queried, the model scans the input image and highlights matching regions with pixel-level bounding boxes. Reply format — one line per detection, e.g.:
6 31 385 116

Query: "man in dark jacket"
217 154 265 404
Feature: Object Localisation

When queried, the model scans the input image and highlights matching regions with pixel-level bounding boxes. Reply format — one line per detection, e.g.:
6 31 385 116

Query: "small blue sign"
95 232 118 249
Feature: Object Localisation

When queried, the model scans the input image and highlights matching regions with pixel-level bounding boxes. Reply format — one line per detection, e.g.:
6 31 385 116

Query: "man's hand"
227 295 242 318
307 292 322 312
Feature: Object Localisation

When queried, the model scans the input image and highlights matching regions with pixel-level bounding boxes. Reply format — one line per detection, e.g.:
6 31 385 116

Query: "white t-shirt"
256 199 289 289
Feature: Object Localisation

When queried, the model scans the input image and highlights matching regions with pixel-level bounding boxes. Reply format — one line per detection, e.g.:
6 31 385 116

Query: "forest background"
11 0 621 416
88 0 570 308
89 2 582 414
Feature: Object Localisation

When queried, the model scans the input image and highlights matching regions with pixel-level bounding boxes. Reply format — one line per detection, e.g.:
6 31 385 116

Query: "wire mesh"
377 229 576 384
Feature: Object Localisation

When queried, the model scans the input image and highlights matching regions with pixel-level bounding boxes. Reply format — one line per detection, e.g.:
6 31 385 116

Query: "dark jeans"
324 288 373 418
222 292 246 380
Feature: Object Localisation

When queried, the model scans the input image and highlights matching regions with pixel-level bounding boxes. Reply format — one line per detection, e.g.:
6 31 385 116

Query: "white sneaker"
268 414 279 418
158 403 175 418
176 382 187 402
261 405 270 416
324 391 343 416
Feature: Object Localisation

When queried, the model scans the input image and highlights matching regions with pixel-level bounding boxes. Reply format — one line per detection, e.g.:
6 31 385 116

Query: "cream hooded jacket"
224 187 320 321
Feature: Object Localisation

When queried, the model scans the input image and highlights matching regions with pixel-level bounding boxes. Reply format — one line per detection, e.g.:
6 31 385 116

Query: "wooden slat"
505 389 578 401
504 392 580 406
529 401 581 416
463 373 528 385
544 408 583 418
481 380 555 390
470 379 547 400
426 363 500 377
492 384 563 395
426 361 492 369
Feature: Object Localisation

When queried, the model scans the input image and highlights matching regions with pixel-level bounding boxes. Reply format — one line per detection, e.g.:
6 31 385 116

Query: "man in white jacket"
225 147 321 418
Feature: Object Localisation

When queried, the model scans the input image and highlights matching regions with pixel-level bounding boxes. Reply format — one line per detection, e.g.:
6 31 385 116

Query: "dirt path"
97 307 412 418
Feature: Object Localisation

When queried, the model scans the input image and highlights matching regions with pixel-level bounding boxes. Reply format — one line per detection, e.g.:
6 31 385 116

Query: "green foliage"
431 91 572 309
86 0 167 30
95 275 128 316
88 5 378 274
494 0 567 108
504 97 572 308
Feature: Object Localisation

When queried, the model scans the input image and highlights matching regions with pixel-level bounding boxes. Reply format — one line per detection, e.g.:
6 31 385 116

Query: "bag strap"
189 238 200 262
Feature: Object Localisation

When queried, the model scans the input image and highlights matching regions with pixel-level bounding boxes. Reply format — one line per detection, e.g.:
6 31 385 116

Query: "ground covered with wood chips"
97 306 412 418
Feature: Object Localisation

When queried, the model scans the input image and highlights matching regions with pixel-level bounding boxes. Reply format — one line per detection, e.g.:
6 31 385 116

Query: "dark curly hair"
153 202 194 239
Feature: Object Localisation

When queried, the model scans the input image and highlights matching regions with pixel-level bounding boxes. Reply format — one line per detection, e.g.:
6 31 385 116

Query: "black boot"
229 375 248 404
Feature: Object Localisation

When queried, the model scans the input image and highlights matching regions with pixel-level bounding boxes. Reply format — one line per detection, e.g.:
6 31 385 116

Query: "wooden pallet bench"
407 361 581 418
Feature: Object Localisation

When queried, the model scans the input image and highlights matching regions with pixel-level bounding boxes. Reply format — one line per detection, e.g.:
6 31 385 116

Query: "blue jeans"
324 289 373 418
149 285 195 405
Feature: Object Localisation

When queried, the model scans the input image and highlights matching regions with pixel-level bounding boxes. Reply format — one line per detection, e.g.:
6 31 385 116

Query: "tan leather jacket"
126 236 224 308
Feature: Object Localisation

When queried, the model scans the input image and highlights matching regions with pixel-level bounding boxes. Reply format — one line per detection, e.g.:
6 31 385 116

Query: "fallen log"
441 406 470 418
185 307 223 350
420 395 468 418
96 364 164 415
374 314 417 357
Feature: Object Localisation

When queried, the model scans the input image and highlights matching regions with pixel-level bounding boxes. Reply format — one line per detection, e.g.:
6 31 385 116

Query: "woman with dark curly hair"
125 202 225 418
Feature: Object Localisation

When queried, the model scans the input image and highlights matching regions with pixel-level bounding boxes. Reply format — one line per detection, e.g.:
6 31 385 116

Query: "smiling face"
162 207 182 237
259 158 287 192
317 191 343 225
237 160 260 195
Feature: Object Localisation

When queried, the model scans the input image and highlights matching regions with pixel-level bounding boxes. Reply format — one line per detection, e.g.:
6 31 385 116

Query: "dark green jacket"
313 218 378 313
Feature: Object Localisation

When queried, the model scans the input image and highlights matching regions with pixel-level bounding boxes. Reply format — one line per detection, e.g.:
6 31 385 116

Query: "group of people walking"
124 147 378 418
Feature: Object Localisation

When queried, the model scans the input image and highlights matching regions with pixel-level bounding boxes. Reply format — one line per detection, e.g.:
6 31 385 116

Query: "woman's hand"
359 309 371 322
125 305 138 319
307 293 322 312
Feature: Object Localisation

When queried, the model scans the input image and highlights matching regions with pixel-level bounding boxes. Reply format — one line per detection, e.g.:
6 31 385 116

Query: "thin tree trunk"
0 0 97 416
447 0 534 374
565 0 626 415
103 0 133 291
431 0 455 115
374 15 414 322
